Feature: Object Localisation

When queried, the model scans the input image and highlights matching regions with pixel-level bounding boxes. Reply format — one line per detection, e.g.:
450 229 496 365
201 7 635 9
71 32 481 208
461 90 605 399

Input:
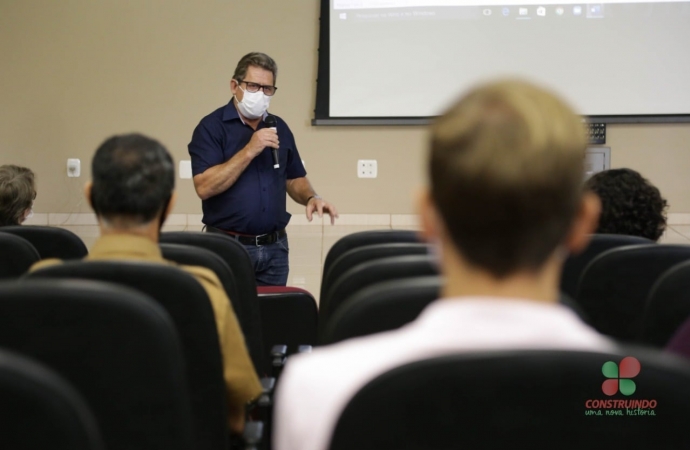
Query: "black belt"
207 226 286 246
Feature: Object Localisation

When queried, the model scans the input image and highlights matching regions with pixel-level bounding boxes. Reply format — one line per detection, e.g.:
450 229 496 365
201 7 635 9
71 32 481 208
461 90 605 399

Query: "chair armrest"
271 344 312 372
244 378 273 445
245 377 275 416
271 344 288 358
270 344 312 378
242 420 264 450
271 345 287 377
258 376 276 407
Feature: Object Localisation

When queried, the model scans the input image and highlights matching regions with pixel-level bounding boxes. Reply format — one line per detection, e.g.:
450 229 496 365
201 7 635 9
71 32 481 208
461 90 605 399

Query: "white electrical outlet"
67 158 80 177
357 159 377 178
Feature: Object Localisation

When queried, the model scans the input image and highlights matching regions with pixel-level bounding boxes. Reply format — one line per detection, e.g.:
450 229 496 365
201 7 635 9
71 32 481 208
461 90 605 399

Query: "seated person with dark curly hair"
585 168 667 242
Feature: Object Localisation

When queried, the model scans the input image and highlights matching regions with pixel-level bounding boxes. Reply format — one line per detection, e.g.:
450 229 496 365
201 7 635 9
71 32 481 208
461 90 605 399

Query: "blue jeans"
243 235 290 286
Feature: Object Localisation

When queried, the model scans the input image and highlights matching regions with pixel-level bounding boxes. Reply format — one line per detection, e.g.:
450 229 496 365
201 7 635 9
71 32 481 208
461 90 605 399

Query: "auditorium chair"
160 231 266 374
330 349 690 449
560 234 653 299
641 260 690 347
27 261 232 450
0 279 193 450
254 285 319 447
576 244 690 342
322 230 421 282
0 232 40 280
257 286 318 373
322 276 441 345
320 242 430 305
321 277 589 345
159 242 253 349
319 254 438 342
0 225 88 260
0 348 104 450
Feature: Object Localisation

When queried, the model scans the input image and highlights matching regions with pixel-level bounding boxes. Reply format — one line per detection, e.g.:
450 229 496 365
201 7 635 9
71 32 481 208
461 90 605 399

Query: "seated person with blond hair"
273 80 615 450
0 164 35 226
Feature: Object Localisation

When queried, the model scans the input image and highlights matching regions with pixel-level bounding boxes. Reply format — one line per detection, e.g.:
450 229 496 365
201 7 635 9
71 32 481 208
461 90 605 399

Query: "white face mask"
236 86 271 120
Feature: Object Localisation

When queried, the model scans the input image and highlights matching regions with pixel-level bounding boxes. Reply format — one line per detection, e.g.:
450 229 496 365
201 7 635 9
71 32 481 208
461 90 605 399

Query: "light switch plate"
179 160 192 179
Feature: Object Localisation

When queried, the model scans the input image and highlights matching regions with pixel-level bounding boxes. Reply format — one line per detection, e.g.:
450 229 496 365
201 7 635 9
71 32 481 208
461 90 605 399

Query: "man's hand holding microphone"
244 115 279 165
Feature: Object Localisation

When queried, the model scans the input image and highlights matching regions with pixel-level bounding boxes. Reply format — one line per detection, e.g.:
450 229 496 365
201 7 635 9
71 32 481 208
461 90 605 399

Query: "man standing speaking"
189 52 338 286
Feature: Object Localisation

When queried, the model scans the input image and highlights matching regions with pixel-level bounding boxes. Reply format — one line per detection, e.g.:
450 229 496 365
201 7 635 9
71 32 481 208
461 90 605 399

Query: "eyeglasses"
237 80 277 96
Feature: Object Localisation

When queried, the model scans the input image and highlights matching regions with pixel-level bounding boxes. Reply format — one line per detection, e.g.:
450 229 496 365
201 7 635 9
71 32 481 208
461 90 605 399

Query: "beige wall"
1 0 689 219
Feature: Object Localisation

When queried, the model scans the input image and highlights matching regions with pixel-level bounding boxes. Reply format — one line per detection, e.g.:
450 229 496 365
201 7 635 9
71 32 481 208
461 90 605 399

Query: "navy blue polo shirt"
188 100 307 235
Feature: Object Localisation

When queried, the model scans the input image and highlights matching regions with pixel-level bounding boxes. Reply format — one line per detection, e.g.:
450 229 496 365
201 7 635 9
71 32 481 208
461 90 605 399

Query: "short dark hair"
232 52 278 84
0 165 36 226
585 168 667 241
90 133 174 225
429 80 587 278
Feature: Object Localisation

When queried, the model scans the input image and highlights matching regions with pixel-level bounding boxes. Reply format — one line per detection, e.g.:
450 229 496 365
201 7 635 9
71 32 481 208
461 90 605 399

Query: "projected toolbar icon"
537 6 546 16
483 8 492 15
587 4 604 18
502 7 510 16
556 7 564 15
573 5 582 15
519 7 528 15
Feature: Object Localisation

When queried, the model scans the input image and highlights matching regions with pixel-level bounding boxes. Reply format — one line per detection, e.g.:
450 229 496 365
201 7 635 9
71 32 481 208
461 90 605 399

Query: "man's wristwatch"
307 195 322 203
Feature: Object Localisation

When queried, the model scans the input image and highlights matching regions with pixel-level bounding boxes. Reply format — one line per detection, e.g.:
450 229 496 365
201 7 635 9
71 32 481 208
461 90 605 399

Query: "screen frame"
313 0 690 126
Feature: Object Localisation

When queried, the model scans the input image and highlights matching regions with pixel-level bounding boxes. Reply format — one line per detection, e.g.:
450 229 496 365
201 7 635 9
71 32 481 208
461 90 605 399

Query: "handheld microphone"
264 115 279 169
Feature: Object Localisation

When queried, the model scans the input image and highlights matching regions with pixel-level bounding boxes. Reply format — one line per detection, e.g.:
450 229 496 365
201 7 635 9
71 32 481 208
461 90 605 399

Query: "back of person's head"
427 79 589 278
585 168 667 241
90 133 174 227
0 164 36 226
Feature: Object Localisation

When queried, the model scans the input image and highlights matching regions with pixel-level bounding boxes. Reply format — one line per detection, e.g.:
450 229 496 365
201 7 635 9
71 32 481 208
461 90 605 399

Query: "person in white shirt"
273 79 613 450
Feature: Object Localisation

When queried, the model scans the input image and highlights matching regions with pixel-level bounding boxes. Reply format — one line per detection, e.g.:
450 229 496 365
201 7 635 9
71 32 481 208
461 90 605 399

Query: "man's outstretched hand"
306 197 339 225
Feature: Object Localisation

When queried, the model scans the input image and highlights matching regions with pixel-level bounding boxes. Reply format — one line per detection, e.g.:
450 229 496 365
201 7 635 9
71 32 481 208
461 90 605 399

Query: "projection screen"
314 0 690 124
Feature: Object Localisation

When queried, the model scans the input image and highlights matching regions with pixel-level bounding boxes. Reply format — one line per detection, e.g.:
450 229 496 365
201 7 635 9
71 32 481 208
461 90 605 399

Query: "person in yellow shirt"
31 133 261 434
